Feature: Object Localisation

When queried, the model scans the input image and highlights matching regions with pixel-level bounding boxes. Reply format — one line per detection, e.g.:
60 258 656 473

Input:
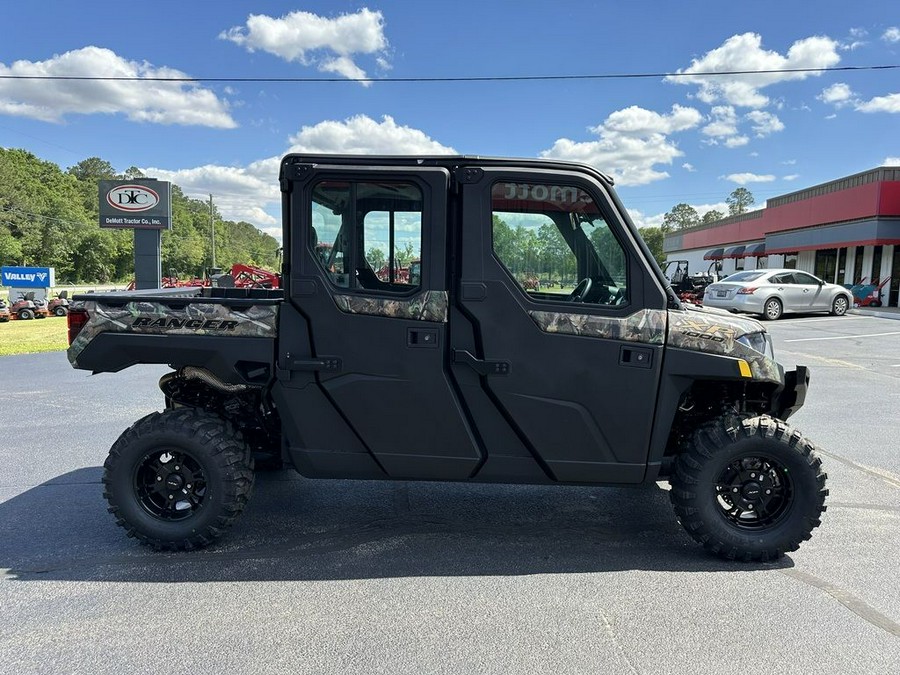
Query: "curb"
848 308 900 321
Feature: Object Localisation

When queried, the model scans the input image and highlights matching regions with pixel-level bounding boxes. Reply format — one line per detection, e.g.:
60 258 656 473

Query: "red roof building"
663 166 900 307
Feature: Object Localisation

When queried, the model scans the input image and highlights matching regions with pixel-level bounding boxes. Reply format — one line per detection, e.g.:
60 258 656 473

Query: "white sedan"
701 268 853 320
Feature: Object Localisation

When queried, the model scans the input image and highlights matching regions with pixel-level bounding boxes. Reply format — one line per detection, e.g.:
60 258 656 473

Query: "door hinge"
452 349 510 376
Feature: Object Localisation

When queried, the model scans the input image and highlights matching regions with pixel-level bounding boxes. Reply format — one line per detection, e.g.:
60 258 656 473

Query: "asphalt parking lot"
1 314 898 674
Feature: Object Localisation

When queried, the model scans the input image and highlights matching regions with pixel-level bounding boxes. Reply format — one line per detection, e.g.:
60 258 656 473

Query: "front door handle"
620 345 653 369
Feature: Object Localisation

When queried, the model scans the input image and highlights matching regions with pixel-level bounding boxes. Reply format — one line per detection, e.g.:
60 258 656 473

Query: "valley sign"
99 179 172 229
1 266 56 288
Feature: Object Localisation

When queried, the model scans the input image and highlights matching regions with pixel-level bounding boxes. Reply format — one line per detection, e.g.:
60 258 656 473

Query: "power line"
0 65 896 84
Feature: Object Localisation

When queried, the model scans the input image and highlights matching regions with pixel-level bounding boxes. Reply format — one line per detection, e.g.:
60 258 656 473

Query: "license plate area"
716 290 727 297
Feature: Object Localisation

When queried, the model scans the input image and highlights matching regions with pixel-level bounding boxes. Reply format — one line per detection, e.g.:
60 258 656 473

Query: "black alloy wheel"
134 448 209 521
713 455 792 530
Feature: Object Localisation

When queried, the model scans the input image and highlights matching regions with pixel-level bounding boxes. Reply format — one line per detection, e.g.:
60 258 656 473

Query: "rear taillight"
67 309 89 344
737 287 757 295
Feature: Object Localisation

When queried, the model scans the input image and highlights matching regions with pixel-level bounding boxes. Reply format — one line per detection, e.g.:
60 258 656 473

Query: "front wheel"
831 295 849 316
18 308 34 320
103 409 254 550
670 415 827 561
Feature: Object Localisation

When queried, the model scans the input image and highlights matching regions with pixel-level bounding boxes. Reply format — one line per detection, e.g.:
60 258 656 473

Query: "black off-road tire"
831 295 850 316
103 408 254 550
54 306 68 317
18 308 34 320
670 415 827 561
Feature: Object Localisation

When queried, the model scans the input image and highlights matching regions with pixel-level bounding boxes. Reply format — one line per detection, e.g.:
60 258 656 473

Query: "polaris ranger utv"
67 155 826 561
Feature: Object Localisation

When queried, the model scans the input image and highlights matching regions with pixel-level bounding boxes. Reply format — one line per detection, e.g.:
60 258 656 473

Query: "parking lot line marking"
784 330 900 343
784 316 873 323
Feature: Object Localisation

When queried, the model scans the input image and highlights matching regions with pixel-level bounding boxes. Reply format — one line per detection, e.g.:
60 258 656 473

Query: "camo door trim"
332 290 449 322
528 308 667 344
67 300 278 366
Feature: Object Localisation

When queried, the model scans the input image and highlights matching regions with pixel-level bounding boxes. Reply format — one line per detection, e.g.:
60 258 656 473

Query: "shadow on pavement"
0 467 793 582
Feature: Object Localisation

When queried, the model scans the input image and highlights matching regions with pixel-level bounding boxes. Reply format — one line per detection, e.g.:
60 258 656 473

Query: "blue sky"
1 0 899 239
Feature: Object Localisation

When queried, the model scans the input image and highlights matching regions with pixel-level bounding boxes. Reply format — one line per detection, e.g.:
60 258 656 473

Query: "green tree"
701 209 725 225
726 188 754 215
662 203 700 232
638 226 666 266
366 246 386 269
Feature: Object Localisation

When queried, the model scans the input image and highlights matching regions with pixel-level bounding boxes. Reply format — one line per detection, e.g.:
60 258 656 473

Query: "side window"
770 273 792 284
311 181 423 293
793 272 819 285
491 181 628 306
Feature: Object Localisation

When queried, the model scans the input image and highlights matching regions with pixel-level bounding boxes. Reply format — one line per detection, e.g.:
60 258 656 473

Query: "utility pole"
209 193 216 269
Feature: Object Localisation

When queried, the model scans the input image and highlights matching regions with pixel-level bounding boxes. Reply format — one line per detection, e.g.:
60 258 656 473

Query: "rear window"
725 271 766 282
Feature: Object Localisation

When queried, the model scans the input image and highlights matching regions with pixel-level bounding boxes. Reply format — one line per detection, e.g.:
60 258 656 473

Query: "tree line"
0 149 280 283
638 187 755 265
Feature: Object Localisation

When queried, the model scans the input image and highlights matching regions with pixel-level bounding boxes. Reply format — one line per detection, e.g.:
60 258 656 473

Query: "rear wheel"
670 415 827 561
18 308 34 320
762 297 782 321
831 295 849 316
54 306 68 316
103 409 254 550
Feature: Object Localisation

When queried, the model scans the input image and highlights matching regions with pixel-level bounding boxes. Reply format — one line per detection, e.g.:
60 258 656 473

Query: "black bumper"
774 365 809 420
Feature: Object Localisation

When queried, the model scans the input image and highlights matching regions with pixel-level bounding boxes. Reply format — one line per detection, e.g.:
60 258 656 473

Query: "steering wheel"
568 277 593 302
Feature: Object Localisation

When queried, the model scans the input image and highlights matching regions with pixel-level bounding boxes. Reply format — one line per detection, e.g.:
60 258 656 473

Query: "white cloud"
724 135 750 148
840 28 868 51
627 208 666 229
745 110 784 136
540 104 702 186
782 159 797 165
825 113 837 119
221 8 388 85
702 106 739 138
783 174 800 181
724 172 776 184
667 33 841 108
884 157 900 166
882 27 900 43
286 114 456 154
701 106 752 147
818 82 854 105
682 162 696 172
0 46 235 127
144 162 280 226
144 115 455 238
855 93 900 113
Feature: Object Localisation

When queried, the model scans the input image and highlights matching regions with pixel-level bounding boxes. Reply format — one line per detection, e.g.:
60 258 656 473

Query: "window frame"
306 175 432 299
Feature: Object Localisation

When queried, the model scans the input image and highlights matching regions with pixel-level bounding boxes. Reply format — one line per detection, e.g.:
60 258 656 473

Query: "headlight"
737 332 775 360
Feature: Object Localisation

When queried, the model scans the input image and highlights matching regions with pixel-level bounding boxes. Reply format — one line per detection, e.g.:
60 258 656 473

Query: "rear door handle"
452 349 510 376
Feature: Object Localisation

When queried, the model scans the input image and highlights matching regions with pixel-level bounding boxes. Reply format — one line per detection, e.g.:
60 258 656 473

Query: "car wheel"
670 415 828 561
831 295 849 316
18 308 34 320
762 297 782 321
103 409 254 550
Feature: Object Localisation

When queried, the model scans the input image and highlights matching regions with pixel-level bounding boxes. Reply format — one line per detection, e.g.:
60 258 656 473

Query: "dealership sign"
1 266 56 288
99 179 172 229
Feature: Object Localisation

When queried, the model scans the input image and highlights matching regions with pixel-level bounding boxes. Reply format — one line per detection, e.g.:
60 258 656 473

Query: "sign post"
99 179 172 290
